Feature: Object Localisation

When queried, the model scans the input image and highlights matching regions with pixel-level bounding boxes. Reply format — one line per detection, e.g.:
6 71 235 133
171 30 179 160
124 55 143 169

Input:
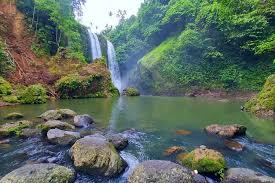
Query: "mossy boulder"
4 112 24 120
122 87 140 96
177 147 226 174
128 160 194 183
0 120 32 137
38 120 75 133
0 163 75 183
0 77 12 96
70 134 126 177
19 84 47 104
245 74 275 118
39 109 77 121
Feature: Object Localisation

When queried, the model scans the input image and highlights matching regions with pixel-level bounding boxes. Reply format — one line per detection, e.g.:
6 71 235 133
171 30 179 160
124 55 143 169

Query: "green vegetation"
122 87 140 96
106 0 275 94
16 0 89 62
0 40 15 76
0 77 12 96
19 84 47 104
245 74 275 117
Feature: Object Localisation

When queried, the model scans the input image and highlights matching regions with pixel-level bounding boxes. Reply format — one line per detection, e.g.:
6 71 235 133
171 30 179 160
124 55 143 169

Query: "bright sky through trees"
80 0 144 32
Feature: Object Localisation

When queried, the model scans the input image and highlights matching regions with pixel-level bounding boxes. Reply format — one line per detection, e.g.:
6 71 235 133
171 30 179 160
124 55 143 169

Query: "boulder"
39 109 77 121
106 133 128 151
73 114 94 128
127 160 194 183
223 168 275 183
164 146 185 156
122 87 140 96
47 128 80 145
4 113 24 120
20 128 41 138
39 120 75 133
70 134 126 177
0 121 32 137
205 124 246 138
0 163 75 183
177 146 226 174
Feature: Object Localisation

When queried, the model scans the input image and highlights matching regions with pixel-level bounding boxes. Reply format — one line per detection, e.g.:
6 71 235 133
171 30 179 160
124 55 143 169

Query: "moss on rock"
177 147 226 175
0 120 32 137
4 112 24 120
122 87 140 96
245 74 275 118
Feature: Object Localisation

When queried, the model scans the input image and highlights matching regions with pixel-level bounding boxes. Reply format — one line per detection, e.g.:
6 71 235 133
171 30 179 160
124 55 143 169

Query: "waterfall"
88 29 102 61
107 40 122 92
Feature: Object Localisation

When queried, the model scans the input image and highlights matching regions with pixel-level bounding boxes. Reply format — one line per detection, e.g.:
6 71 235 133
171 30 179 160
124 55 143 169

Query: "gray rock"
0 163 75 183
205 124 246 138
20 128 41 138
0 121 32 138
39 109 76 121
223 168 275 183
47 128 80 145
194 174 207 183
73 114 94 128
127 160 194 183
106 133 128 151
71 134 126 177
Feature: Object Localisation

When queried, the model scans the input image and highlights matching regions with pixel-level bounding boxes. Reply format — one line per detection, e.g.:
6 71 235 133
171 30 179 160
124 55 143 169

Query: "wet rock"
4 112 24 120
177 147 226 174
127 160 194 183
0 120 32 138
0 163 75 183
175 129 192 135
205 124 246 138
20 128 41 138
39 120 75 133
47 157 58 163
223 168 275 183
224 139 244 152
39 109 77 121
71 134 126 177
74 114 94 128
47 128 80 145
106 133 128 151
194 174 207 183
164 146 185 156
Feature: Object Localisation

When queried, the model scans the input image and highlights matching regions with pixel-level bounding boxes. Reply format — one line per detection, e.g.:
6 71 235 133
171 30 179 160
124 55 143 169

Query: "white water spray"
88 29 102 61
107 40 122 92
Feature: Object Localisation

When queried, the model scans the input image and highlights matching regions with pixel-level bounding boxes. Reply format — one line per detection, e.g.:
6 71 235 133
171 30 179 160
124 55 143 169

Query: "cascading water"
88 29 102 61
107 40 122 92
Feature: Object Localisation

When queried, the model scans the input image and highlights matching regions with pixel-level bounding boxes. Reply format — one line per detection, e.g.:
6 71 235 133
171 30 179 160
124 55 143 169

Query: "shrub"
2 95 19 103
122 87 140 96
19 84 47 104
0 77 12 96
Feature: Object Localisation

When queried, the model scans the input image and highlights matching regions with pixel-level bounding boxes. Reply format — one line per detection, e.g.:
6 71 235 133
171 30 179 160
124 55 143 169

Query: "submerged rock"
106 133 128 151
47 128 80 145
4 112 24 120
177 147 226 174
0 120 32 137
39 120 75 133
39 109 77 121
0 163 75 183
205 124 246 138
164 146 185 156
71 134 126 177
127 160 194 183
73 114 94 128
175 129 192 135
223 168 275 183
224 139 244 152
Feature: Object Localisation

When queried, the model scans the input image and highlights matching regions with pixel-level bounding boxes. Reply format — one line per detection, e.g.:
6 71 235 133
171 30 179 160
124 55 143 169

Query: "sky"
79 0 144 32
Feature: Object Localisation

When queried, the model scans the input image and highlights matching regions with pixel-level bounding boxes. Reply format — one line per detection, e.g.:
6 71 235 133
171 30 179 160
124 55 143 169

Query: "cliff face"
0 2 56 86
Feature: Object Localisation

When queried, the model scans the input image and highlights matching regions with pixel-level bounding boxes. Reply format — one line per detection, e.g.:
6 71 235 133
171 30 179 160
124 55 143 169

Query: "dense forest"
106 0 274 94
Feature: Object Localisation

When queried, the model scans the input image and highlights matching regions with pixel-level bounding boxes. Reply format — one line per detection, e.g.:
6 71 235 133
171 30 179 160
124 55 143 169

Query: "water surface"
0 96 274 182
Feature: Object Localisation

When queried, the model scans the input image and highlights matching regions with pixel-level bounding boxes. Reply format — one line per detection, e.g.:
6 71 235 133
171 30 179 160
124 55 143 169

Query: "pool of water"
0 96 274 182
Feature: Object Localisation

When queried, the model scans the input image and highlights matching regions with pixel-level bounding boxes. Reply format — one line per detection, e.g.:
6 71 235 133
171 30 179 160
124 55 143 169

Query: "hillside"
106 0 275 95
